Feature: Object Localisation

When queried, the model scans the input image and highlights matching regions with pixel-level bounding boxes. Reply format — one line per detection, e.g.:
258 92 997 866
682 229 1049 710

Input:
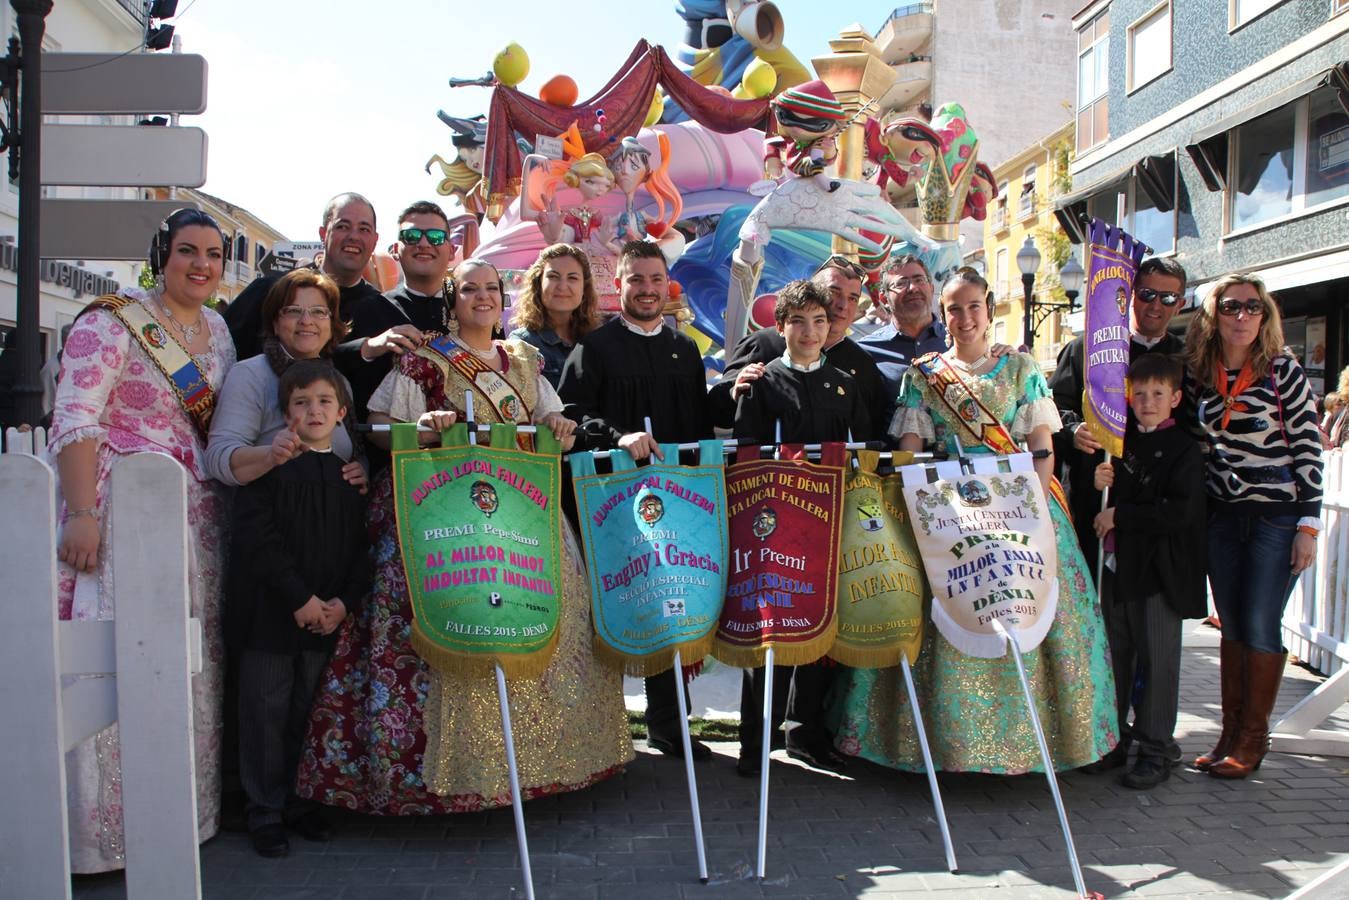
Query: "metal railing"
880 2 935 31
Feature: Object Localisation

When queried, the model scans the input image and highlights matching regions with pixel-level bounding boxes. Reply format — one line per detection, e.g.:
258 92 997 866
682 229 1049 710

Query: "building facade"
1059 0 1349 394
984 122 1077 372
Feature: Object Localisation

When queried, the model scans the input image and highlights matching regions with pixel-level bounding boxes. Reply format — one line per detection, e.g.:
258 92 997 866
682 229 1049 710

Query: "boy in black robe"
732 280 868 776
228 360 370 857
1090 353 1206 789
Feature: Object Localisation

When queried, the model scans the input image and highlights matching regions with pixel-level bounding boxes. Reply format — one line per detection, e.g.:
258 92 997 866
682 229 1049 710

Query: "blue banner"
569 441 729 675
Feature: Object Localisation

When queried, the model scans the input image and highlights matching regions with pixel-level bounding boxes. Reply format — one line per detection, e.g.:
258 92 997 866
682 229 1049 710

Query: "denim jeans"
1205 509 1297 654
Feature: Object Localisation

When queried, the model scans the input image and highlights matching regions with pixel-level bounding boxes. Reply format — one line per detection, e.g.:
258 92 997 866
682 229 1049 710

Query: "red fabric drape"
484 40 772 218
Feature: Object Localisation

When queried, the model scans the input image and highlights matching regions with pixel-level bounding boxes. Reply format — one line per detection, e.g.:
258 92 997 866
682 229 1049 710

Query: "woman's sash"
912 352 1071 516
82 293 215 439
422 334 535 424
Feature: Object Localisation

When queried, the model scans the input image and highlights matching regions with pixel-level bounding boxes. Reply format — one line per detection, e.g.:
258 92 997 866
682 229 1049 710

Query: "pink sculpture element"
521 152 623 310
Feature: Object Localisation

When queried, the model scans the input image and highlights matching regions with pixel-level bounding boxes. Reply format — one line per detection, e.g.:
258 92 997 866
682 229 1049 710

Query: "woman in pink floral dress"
49 209 234 873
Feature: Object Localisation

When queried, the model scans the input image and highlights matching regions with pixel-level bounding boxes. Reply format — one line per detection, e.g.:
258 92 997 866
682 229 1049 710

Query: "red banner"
712 444 846 667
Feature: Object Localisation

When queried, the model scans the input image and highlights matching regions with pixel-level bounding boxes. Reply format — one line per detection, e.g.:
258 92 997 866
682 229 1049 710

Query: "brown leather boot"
1209 648 1287 779
1195 638 1245 770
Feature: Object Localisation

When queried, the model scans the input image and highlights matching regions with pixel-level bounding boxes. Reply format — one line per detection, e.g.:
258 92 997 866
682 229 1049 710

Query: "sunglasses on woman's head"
1217 298 1264 317
399 227 449 246
1135 288 1181 307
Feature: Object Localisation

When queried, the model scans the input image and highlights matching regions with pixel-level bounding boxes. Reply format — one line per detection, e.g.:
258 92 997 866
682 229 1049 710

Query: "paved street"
73 623 1349 899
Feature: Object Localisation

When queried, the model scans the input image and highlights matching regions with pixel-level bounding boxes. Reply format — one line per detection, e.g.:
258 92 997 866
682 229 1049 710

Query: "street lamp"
1018 236 1041 349
1060 255 1085 306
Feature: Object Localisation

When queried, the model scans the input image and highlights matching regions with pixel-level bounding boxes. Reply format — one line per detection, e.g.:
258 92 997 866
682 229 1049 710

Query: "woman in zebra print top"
1184 273 1323 780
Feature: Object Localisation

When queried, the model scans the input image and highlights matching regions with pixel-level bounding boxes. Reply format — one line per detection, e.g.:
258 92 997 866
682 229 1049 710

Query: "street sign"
41 53 208 115
40 125 207 187
39 199 195 260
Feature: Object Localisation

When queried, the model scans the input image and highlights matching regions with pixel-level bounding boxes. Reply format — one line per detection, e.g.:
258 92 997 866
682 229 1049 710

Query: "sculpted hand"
618 431 662 462
58 515 100 573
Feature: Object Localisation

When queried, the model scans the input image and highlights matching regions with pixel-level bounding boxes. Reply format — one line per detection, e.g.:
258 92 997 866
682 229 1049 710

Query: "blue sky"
175 0 902 241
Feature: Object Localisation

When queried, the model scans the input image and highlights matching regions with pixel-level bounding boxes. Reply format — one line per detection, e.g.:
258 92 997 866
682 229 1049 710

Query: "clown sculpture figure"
763 79 847 193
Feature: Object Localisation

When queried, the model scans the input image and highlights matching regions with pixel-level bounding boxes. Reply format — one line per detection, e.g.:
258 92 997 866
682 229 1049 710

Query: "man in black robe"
1048 257 1188 582
559 240 713 760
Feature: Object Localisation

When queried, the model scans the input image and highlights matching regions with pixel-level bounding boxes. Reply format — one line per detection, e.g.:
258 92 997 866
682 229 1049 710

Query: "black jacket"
1104 424 1207 618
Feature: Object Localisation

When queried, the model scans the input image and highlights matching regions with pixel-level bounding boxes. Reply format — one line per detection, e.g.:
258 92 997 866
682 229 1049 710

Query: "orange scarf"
1213 357 1257 429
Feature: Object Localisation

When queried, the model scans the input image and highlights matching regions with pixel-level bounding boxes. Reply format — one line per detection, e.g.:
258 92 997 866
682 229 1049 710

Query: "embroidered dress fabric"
46 290 235 872
831 354 1118 773
296 338 632 813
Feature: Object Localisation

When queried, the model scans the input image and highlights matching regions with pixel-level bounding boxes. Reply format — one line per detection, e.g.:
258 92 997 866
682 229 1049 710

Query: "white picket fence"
0 427 203 899
1275 447 1349 756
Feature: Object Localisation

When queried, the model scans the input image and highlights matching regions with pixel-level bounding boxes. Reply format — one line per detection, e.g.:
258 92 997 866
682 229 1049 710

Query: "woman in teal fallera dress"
830 270 1118 774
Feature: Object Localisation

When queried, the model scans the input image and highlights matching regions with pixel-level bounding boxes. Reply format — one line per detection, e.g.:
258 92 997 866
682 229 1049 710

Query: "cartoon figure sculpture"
426 113 489 220
522 150 623 310
763 80 846 192
608 134 687 264
879 102 996 242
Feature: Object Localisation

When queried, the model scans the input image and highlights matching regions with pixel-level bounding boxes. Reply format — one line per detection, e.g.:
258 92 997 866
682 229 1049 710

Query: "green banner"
831 451 927 668
391 422 563 678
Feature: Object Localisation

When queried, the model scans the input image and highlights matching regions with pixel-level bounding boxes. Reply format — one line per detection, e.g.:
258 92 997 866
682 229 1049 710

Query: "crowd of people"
45 193 1324 869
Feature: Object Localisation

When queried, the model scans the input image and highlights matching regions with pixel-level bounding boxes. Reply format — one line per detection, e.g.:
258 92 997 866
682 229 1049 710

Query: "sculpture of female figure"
523 152 622 311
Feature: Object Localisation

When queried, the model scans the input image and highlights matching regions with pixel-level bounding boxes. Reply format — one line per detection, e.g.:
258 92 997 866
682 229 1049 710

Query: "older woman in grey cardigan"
206 269 365 487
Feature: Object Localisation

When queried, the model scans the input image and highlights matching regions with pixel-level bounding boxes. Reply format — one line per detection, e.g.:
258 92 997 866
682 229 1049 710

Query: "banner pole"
464 393 535 899
991 620 1090 899
900 652 957 873
1095 453 1111 591
756 645 774 880
494 664 536 900
671 649 709 883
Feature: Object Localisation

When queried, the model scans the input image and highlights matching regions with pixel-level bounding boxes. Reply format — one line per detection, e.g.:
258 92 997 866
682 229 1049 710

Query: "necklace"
156 294 204 343
946 349 989 372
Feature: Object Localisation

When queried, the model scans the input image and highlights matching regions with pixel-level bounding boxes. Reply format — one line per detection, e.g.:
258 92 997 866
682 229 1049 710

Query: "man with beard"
1048 256 1188 582
559 240 713 760
225 193 385 365
709 255 885 438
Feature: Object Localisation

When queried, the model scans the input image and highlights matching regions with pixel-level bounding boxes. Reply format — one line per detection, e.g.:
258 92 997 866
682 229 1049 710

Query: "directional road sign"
41 53 208 115
39 199 196 260
40 125 207 187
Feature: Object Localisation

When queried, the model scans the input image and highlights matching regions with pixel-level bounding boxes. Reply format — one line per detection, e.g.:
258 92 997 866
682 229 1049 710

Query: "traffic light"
145 1 179 51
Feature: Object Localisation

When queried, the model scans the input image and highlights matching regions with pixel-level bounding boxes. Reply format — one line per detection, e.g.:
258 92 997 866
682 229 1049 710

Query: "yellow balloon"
644 91 665 127
731 83 752 101
493 43 530 88
742 57 777 99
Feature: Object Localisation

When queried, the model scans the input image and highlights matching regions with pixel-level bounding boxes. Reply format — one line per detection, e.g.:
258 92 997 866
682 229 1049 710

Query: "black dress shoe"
250 823 289 858
785 740 847 773
736 753 762 778
647 734 712 761
288 807 336 842
1079 742 1129 774
1122 757 1171 790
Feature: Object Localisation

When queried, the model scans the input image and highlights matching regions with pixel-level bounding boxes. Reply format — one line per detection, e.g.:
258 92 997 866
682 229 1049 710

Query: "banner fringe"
827 640 919 670
411 620 559 681
593 631 717 678
711 628 838 669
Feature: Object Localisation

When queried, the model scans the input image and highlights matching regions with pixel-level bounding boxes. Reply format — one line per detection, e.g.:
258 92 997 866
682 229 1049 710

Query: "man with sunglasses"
1048 257 1188 583
226 193 383 364
856 256 949 424
336 201 457 455
709 254 886 437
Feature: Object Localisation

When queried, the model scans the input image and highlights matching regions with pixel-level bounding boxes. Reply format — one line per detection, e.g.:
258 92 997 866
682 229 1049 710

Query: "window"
993 321 1007 344
235 234 248 268
1076 10 1110 153
1019 165 1037 219
255 243 267 267
994 181 1010 230
1335 0 1349 16
1128 3 1171 92
1229 88 1349 232
995 247 1009 298
1128 177 1174 255
1230 0 1284 28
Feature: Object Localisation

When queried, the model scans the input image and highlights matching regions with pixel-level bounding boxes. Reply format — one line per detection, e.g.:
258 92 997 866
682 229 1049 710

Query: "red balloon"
539 74 579 107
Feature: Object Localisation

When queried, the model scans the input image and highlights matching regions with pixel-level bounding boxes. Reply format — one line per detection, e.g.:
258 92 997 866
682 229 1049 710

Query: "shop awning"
1185 62 1348 192
1053 152 1176 244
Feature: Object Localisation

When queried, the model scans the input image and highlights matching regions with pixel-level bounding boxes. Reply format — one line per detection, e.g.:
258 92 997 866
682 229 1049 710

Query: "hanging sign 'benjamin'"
713 444 846 668
903 459 1058 659
391 422 563 678
569 441 729 675
831 451 927 668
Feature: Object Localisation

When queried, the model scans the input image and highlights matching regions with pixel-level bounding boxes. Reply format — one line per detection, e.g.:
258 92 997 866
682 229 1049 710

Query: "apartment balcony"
875 3 934 63
886 57 932 108
1018 191 1037 221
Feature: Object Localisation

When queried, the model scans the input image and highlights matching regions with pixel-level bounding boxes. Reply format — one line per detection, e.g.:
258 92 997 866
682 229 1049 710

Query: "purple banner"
1083 218 1148 458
